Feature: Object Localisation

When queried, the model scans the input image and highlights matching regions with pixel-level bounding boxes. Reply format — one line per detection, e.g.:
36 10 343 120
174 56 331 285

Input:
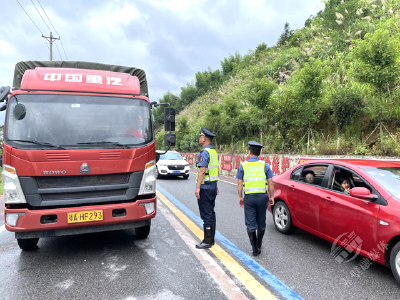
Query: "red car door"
288 165 328 232
319 166 379 254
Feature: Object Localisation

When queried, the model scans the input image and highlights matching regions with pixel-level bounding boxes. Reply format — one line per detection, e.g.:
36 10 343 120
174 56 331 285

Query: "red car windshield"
364 167 400 200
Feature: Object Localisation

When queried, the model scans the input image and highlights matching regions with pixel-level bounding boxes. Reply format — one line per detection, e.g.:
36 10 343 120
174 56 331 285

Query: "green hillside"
155 0 400 156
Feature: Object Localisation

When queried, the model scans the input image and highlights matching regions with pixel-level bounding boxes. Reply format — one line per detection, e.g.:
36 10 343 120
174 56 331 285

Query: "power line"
31 0 63 60
54 40 63 61
15 0 49 50
31 0 51 32
37 0 68 60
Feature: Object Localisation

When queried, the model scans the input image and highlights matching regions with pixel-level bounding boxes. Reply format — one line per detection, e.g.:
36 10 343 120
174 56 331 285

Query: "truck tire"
17 238 39 250
135 223 151 239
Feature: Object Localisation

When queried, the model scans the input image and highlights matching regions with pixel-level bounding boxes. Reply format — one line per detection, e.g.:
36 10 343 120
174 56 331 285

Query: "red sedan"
269 159 400 284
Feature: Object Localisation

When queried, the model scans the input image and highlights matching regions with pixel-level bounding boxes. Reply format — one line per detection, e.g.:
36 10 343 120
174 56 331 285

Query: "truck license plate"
67 210 103 223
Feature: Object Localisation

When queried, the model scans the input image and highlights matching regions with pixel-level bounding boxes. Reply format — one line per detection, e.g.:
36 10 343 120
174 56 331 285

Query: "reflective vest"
197 148 219 184
242 160 267 194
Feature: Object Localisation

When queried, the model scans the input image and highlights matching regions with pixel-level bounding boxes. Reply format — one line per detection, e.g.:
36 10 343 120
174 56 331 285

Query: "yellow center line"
157 189 277 300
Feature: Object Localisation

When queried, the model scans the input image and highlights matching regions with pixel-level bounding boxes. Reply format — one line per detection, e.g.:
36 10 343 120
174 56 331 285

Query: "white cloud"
0 0 324 104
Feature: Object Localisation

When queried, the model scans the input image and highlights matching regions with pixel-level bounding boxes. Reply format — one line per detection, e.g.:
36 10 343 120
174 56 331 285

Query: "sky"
0 0 324 124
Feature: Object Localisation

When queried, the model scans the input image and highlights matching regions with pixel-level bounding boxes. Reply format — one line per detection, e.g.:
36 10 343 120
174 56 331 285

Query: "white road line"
158 200 249 300
0 225 5 233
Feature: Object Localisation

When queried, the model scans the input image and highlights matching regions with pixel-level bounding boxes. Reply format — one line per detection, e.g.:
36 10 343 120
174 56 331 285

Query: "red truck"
0 61 175 250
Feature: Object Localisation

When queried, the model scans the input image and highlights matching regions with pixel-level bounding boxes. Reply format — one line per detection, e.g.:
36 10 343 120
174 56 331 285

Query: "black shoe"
257 227 265 252
247 231 259 256
196 225 212 249
195 242 212 249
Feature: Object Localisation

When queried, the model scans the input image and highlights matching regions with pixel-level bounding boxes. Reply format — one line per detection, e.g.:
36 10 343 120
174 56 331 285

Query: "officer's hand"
195 187 200 199
268 197 275 206
239 197 244 208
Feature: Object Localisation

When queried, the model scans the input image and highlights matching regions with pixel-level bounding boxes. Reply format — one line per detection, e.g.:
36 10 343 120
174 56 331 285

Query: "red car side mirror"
350 187 376 200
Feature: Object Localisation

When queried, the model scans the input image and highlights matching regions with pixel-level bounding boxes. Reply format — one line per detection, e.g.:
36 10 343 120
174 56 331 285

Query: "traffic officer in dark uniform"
195 127 219 249
236 141 274 256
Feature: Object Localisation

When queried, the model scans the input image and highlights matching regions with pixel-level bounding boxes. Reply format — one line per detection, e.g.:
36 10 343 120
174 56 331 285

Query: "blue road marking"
157 184 304 300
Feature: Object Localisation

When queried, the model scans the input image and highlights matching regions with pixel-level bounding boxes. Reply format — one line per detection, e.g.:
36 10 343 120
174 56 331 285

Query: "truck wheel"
273 201 295 234
135 223 151 239
390 241 400 285
17 238 39 250
183 174 189 179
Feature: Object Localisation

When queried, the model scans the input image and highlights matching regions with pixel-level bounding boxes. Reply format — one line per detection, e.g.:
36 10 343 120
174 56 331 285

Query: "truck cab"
1 61 167 250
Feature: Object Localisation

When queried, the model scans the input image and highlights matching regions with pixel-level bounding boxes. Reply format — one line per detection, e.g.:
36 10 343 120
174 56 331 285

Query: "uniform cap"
247 141 264 149
201 127 216 138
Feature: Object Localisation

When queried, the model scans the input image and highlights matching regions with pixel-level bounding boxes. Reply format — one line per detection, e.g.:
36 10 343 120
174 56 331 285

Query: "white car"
156 151 190 179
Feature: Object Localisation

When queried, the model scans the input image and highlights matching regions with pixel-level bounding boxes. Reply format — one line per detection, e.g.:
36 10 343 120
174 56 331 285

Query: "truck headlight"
138 160 156 195
2 165 26 204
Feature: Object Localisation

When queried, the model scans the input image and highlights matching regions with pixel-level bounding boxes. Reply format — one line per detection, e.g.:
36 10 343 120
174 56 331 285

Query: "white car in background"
156 150 190 179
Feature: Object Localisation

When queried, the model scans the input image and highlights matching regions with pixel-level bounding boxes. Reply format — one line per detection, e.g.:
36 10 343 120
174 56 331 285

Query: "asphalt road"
0 171 399 300
156 172 400 300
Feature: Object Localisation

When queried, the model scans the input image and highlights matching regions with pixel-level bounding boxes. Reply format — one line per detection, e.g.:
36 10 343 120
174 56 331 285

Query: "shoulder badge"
199 156 203 162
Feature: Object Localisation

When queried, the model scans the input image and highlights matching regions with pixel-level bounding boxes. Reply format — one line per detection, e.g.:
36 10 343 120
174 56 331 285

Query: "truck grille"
167 165 185 170
37 174 129 188
20 171 144 208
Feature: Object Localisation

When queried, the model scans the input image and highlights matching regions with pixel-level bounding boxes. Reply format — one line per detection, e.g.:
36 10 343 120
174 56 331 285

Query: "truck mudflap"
5 198 156 238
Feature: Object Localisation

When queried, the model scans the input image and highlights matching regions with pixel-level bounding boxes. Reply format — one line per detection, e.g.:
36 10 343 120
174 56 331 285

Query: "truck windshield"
5 94 153 149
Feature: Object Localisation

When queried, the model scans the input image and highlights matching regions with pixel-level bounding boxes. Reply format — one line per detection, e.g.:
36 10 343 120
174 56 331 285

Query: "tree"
180 82 198 106
255 42 267 58
330 85 365 133
351 28 400 139
277 22 294 46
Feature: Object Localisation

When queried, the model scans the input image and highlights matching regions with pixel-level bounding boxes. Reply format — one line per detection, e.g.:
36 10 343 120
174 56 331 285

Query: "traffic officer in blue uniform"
195 127 219 249
236 141 274 256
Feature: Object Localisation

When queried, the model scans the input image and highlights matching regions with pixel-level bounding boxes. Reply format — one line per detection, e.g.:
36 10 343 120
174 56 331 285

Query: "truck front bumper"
4 198 156 239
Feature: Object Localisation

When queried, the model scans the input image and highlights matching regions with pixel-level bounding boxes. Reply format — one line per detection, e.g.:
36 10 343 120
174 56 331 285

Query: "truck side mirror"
164 133 176 147
164 107 175 132
0 86 10 102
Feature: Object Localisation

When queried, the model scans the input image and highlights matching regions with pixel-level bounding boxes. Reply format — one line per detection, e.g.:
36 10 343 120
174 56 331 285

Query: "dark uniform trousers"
244 193 268 231
198 188 217 225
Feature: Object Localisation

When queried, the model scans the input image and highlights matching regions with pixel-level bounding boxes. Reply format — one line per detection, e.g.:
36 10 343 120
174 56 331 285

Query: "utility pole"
42 32 60 61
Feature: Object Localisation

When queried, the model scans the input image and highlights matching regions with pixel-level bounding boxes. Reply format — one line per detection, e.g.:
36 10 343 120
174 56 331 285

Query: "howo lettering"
0 61 176 250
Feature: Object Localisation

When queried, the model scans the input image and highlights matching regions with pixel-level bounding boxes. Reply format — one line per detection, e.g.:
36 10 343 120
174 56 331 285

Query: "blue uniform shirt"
236 156 274 180
198 145 218 190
